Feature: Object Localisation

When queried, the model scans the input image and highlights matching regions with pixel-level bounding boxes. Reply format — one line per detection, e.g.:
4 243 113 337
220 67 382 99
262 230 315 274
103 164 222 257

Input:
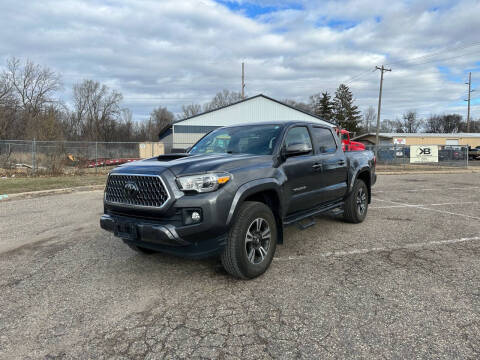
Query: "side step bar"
284 201 344 227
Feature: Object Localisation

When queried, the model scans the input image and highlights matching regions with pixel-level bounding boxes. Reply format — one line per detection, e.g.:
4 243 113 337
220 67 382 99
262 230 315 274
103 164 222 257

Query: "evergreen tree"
333 84 362 133
318 92 333 122
309 92 333 121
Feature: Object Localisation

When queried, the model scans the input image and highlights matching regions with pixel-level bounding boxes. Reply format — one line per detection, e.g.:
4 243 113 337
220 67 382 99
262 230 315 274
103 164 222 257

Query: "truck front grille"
105 174 169 208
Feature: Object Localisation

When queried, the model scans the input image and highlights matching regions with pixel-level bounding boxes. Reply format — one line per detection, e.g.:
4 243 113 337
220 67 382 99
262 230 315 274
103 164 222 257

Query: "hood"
115 153 273 176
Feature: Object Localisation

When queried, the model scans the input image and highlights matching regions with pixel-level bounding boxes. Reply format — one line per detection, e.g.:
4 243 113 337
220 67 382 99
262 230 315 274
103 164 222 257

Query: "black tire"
125 242 157 254
221 201 277 279
343 179 368 223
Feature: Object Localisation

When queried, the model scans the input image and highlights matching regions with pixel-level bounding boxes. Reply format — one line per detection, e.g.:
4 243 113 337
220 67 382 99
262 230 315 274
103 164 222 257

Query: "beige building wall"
358 134 480 147
396 137 480 146
139 142 165 158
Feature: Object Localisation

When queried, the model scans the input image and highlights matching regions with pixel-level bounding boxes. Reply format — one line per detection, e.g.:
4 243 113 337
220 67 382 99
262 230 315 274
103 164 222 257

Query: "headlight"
176 172 231 193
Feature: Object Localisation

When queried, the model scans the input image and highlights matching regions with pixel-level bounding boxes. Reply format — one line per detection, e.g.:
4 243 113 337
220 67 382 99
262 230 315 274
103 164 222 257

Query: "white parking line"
371 201 477 209
374 186 480 193
374 198 480 220
274 236 480 261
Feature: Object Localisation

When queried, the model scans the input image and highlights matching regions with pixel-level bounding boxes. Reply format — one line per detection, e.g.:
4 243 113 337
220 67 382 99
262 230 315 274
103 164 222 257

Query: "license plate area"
114 221 137 240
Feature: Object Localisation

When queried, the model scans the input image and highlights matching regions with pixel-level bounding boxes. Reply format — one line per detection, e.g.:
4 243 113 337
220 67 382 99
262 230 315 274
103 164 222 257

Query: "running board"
284 201 344 226
297 217 316 230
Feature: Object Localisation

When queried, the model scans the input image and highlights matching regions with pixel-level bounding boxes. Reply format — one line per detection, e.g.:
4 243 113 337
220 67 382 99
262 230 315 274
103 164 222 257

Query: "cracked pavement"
0 173 479 359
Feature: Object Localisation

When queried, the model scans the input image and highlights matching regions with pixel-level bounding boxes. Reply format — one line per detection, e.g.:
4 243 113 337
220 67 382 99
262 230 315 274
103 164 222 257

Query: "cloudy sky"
1 0 479 121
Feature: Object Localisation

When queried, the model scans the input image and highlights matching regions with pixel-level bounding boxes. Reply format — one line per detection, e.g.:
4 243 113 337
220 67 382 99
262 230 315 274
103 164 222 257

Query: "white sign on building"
410 145 438 163
393 138 406 145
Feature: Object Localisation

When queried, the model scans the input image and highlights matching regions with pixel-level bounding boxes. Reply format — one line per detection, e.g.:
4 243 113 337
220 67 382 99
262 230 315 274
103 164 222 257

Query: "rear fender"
349 167 372 203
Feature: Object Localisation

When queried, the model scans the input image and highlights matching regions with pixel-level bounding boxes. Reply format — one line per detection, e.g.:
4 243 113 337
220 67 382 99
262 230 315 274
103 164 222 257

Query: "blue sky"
215 0 303 17
0 0 478 121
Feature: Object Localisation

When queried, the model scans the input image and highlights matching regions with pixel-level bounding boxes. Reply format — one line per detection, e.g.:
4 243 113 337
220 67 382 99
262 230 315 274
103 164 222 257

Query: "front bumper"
100 214 228 259
101 168 236 258
100 214 189 246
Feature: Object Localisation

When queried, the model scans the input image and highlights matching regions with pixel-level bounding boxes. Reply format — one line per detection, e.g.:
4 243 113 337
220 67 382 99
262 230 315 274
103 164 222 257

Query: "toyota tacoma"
100 121 376 279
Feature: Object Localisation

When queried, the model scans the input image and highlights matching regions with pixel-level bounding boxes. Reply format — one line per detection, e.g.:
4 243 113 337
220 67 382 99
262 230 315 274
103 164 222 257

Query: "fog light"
191 211 201 222
182 208 202 225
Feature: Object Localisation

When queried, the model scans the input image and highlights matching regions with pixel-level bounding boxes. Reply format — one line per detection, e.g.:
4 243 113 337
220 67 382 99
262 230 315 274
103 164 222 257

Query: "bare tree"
203 90 243 112
72 79 123 141
3 57 62 138
425 114 462 133
180 103 202 119
6 57 61 115
0 71 13 103
396 111 423 133
150 106 174 140
378 119 397 132
363 106 376 133
283 99 312 113
0 71 16 139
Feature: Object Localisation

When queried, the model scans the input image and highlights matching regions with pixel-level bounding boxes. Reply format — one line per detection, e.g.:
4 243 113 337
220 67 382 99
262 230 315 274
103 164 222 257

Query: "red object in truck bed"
338 129 365 152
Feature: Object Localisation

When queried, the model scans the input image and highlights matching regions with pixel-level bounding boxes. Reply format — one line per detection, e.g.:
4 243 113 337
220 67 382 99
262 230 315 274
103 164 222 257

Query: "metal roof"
173 94 334 128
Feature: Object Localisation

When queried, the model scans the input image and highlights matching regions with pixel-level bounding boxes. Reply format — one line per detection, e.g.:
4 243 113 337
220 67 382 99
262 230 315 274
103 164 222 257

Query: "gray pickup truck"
100 121 376 278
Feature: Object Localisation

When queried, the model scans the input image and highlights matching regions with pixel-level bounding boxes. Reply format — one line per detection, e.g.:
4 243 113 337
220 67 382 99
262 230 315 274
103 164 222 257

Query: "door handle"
337 160 345 165
312 163 322 170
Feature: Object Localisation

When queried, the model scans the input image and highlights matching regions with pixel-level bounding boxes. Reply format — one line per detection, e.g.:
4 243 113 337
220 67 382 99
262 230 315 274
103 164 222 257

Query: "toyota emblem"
124 181 139 197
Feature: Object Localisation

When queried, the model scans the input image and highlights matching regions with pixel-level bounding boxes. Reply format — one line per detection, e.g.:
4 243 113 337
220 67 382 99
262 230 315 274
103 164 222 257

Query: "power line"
344 68 377 85
386 41 480 67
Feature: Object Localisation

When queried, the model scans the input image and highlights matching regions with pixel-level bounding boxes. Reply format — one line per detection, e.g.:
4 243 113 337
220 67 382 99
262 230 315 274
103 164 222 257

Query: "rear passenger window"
312 127 337 154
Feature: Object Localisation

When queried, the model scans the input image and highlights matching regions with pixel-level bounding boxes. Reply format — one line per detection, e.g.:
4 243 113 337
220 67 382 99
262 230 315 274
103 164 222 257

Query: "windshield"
189 124 283 155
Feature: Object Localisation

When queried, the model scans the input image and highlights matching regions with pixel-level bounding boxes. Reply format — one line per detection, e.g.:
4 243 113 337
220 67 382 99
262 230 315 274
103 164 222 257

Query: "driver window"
285 127 312 154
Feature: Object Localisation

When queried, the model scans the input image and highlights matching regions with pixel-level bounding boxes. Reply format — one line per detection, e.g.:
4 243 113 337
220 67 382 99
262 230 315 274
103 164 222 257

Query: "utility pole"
375 65 391 157
465 72 473 132
241 62 245 99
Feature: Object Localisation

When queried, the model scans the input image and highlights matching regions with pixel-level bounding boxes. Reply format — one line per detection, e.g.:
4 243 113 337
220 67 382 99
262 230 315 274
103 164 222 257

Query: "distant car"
439 147 465 161
468 147 480 160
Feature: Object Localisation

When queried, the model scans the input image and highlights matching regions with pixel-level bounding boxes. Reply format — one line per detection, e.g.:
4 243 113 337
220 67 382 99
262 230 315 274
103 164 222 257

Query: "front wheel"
221 201 277 279
343 179 368 223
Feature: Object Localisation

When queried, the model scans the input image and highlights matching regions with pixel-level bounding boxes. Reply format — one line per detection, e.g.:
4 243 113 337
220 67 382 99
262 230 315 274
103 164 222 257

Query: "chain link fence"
0 140 472 176
366 144 470 169
0 140 190 175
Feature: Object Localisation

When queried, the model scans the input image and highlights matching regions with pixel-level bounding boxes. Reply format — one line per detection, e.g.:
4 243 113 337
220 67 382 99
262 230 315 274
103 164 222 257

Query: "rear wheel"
221 201 277 279
125 242 157 254
343 179 368 223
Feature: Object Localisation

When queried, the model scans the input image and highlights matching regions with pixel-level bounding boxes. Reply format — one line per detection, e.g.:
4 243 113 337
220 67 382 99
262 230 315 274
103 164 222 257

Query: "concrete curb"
0 184 105 201
377 169 480 175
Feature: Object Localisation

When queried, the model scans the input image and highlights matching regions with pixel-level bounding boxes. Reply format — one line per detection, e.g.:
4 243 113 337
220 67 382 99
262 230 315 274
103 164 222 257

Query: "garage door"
446 139 459 146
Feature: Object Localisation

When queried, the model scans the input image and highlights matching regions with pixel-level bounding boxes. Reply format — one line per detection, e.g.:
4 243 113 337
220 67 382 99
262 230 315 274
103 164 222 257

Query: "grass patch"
0 175 108 195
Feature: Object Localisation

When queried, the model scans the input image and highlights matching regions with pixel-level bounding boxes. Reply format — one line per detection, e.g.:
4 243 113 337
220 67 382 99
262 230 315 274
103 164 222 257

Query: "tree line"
0 57 478 142
0 58 246 142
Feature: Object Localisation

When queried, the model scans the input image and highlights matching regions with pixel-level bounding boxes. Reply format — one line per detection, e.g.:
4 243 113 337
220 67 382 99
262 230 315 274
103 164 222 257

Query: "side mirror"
285 143 312 157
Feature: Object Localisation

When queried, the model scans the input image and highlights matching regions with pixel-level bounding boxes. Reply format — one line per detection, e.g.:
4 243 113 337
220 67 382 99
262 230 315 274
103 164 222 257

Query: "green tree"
333 84 362 133
309 92 333 122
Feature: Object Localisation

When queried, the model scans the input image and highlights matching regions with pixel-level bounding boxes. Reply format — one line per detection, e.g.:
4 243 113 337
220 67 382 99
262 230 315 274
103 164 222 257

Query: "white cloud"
0 0 478 121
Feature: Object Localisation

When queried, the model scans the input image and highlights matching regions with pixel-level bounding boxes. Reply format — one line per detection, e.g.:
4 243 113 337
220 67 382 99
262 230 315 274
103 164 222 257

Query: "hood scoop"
157 153 190 161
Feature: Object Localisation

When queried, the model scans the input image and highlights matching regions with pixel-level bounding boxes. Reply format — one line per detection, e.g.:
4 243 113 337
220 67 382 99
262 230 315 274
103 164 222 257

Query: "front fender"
226 178 284 226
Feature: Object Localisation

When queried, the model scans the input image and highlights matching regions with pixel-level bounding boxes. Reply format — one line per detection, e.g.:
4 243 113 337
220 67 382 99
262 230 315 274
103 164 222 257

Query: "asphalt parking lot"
1 172 479 359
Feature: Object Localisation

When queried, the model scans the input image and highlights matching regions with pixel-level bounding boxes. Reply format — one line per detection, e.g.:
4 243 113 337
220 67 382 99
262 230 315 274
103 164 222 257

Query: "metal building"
353 132 480 147
172 94 333 150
